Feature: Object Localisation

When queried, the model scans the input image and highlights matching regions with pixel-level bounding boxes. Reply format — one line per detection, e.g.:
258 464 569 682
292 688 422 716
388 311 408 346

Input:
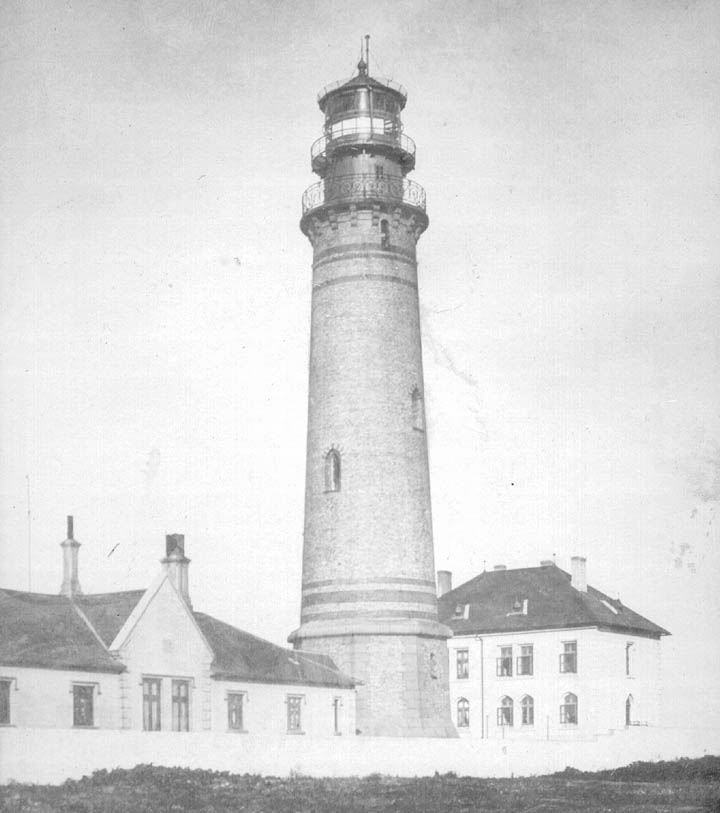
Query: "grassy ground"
1 757 718 812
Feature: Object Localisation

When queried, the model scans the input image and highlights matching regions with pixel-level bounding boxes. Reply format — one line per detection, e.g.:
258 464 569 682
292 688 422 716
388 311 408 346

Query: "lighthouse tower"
289 43 455 737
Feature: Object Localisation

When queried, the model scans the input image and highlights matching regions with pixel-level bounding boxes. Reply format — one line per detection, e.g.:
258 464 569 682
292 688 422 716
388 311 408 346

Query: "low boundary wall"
1 726 718 785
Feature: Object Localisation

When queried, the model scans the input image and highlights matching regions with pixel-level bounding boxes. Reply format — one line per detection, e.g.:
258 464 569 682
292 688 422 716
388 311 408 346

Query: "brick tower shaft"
289 50 455 737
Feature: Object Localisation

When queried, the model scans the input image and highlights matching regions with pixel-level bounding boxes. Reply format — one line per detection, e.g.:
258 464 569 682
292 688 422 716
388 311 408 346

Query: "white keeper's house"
437 557 669 740
0 518 356 737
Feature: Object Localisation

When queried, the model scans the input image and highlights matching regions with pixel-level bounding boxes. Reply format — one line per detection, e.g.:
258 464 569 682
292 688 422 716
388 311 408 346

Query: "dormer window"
452 603 469 620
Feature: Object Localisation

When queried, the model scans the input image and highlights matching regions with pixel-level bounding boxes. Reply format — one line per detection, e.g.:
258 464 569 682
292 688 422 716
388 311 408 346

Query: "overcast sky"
1 0 718 729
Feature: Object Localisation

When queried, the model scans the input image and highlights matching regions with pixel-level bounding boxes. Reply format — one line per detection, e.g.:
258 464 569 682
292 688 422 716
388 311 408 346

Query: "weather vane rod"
365 34 370 75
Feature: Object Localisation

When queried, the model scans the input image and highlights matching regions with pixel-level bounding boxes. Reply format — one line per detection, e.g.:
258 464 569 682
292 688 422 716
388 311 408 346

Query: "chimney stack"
162 533 191 607
437 570 452 597
540 559 554 567
493 564 507 571
60 515 82 598
571 556 587 592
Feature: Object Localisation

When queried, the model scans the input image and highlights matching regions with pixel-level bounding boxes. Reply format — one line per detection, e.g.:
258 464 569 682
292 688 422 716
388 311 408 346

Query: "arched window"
497 696 513 727
560 692 578 725
380 219 390 249
521 695 534 726
456 698 469 728
625 694 633 726
325 449 341 492
411 387 425 431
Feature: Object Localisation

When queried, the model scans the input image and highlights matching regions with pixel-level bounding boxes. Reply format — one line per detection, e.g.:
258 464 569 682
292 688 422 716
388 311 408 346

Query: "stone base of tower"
292 632 457 737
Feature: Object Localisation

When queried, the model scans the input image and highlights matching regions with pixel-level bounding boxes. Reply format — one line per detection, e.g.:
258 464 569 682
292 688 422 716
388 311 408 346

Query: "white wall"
2 725 718 785
448 627 663 738
212 680 356 738
0 666 121 729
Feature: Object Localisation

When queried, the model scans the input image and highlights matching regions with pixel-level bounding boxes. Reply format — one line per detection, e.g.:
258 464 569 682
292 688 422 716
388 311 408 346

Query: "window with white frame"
517 644 533 675
227 692 246 731
456 697 469 728
497 646 512 676
560 641 577 673
560 692 578 725
72 684 95 728
0 679 13 725
172 679 190 732
456 649 469 679
521 695 534 726
286 694 304 733
497 696 513 726
142 677 162 731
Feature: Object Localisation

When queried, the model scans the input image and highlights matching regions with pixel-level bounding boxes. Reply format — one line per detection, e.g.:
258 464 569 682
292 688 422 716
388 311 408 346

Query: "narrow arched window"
380 219 389 249
325 449 341 492
497 696 513 727
521 695 534 726
625 694 633 726
456 698 469 728
560 692 578 725
411 387 425 431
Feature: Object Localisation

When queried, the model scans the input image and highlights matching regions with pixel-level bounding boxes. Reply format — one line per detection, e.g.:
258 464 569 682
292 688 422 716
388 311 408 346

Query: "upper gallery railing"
317 77 408 104
302 174 426 216
311 129 416 168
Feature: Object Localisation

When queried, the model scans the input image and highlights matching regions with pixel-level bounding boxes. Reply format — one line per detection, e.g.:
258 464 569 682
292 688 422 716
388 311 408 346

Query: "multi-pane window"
72 684 94 727
497 646 513 677
456 698 469 728
287 695 303 733
227 692 245 731
0 679 12 725
456 649 469 679
497 696 513 726
560 692 578 725
560 641 577 673
521 695 534 726
517 644 533 676
142 678 162 731
172 680 190 732
325 450 341 492
333 696 342 735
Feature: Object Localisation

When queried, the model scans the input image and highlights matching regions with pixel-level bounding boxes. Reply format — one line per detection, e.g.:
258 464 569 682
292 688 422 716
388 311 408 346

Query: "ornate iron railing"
310 130 416 167
318 76 407 103
301 174 426 216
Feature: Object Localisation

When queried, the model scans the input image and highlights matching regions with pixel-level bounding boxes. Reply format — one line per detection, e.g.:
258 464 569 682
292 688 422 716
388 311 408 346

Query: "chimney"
60 515 82 598
437 570 452 597
571 556 587 592
162 533 191 607
540 559 554 567
493 564 507 571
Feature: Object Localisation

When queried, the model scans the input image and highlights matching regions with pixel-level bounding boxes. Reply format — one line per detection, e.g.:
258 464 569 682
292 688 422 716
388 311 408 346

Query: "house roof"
438 566 669 640
1 586 355 688
194 613 355 688
0 589 124 673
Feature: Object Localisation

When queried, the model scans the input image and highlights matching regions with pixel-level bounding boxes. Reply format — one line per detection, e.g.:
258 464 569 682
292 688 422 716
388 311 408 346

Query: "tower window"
411 387 425 431
375 165 384 179
325 449 341 492
380 219 389 250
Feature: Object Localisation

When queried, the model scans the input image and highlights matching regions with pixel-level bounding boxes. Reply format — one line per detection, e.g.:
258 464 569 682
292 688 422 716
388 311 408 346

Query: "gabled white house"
0 520 356 738
437 557 669 740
